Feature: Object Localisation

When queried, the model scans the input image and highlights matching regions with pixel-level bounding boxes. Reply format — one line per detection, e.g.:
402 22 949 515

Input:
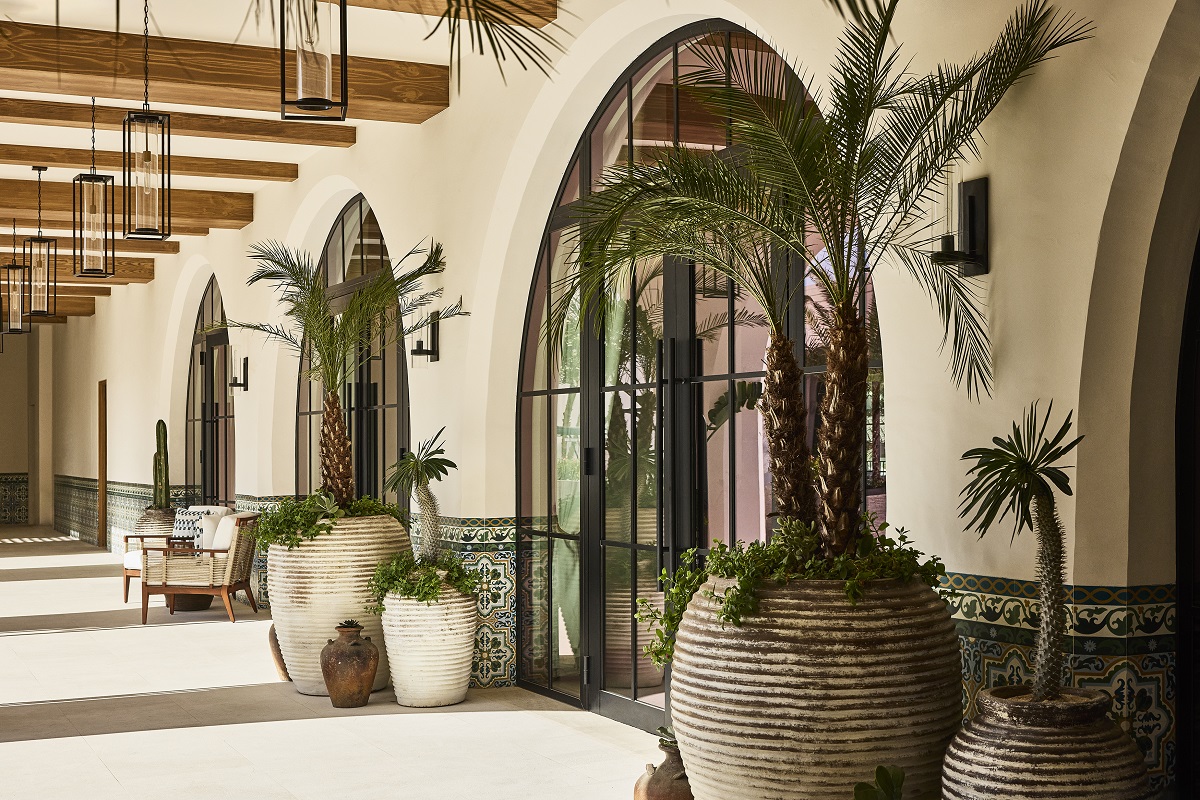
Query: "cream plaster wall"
0 333 29 474
47 0 1194 589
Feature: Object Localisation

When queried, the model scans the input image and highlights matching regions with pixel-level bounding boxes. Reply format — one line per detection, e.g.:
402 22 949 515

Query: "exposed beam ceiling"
47 285 112 297
0 144 298 182
30 316 67 324
0 21 449 124
349 0 557 26
0 98 356 148
0 178 252 230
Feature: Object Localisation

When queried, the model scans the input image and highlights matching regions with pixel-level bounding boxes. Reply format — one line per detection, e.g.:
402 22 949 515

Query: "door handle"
656 339 666 589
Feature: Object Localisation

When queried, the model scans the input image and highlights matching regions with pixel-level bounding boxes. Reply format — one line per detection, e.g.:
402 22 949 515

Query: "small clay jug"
635 743 694 800
320 621 379 708
268 624 291 682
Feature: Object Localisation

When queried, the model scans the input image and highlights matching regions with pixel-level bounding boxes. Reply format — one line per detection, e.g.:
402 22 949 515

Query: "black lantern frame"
122 110 172 240
1 257 30 335
73 172 117 278
280 0 348 121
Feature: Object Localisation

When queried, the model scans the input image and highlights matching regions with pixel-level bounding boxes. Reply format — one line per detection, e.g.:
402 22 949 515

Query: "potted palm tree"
942 403 1152 799
563 3 1090 797
228 240 463 696
371 429 480 707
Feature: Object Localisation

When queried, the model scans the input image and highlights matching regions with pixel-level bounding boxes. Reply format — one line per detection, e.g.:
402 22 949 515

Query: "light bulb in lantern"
295 1 334 111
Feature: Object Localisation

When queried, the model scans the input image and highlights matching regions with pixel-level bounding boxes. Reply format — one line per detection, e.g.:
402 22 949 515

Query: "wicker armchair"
140 514 260 624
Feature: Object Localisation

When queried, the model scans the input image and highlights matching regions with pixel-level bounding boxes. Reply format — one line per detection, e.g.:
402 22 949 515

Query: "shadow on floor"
0 683 547 742
0 564 125 582
0 604 266 635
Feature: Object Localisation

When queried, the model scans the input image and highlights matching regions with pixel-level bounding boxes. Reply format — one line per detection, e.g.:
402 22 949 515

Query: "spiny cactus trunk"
1031 484 1069 702
152 419 170 509
761 330 816 527
413 482 443 564
817 306 869 557
321 390 355 509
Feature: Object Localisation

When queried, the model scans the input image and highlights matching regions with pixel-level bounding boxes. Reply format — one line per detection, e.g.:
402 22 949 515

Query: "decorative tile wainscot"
0 473 29 524
54 475 187 551
943 572 1176 792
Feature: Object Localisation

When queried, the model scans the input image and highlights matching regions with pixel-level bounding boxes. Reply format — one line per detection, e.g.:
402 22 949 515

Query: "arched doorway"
296 194 411 503
515 22 885 730
1177 240 1200 790
185 276 235 507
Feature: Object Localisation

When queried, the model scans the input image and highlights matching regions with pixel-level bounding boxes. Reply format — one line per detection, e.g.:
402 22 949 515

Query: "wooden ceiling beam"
43 284 112 297
0 144 298 182
31 316 68 324
0 250 153 283
26 297 95 317
3 217 209 239
348 0 557 26
0 179 252 229
0 21 448 124
0 98 355 148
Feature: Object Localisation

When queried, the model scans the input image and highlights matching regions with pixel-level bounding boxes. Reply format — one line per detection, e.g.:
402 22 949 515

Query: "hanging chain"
36 168 42 236
142 0 150 111
90 97 97 174
11 218 15 254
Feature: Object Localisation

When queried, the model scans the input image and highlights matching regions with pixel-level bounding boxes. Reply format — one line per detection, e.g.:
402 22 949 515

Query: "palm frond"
431 0 566 90
384 427 458 497
959 401 1082 540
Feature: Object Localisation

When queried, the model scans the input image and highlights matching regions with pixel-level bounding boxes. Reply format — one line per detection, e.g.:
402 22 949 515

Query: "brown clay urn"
635 734 694 800
319 620 380 708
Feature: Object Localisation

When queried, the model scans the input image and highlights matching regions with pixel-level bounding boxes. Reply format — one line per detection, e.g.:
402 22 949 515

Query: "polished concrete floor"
0 526 655 799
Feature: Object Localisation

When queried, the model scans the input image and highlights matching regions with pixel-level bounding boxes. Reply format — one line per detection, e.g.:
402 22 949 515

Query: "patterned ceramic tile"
943 571 1177 791
0 473 29 524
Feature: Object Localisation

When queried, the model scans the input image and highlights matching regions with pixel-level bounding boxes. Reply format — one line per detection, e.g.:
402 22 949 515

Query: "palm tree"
555 0 1090 557
385 428 458 563
959 402 1082 702
228 241 463 509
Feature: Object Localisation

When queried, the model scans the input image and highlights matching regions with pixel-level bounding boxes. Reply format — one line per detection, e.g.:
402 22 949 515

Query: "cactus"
152 419 170 509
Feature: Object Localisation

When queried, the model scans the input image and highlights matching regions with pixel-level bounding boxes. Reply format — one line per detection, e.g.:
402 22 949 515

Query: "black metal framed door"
199 331 235 507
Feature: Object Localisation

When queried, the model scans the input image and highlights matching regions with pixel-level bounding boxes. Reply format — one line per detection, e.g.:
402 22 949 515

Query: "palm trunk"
816 306 869 556
1031 485 1068 702
321 390 355 508
761 330 815 526
414 482 443 564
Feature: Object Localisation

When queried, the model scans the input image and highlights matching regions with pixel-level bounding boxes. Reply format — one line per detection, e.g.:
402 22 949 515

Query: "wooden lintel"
0 97 356 148
0 21 448 124
0 144 298 182
0 179 252 229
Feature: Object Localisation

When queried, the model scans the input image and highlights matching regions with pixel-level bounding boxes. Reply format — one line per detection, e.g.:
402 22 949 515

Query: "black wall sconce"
229 356 250 391
932 176 989 277
411 312 441 362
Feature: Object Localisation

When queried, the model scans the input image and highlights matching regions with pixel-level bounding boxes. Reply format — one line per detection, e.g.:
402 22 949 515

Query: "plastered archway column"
1074 3 1200 790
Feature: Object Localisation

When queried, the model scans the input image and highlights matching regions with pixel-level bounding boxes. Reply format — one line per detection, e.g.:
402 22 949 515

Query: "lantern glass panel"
28 240 53 314
131 116 163 233
4 268 25 332
83 180 106 270
293 1 334 111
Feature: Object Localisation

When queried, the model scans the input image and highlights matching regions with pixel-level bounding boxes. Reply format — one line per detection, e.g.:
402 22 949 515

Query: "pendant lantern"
74 97 117 277
123 0 172 240
23 167 57 318
281 0 348 120
2 220 30 335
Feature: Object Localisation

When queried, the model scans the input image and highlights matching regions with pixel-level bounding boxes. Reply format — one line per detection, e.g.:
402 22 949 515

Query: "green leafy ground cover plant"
254 493 408 550
367 551 480 612
636 517 946 667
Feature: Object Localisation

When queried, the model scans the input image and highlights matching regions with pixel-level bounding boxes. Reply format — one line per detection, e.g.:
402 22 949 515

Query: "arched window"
185 276 235 507
296 194 410 503
516 23 886 727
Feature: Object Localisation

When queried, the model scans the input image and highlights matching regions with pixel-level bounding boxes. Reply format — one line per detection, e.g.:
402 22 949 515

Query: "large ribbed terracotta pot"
605 585 664 689
381 585 478 707
268 515 410 696
941 686 1153 799
670 577 960 800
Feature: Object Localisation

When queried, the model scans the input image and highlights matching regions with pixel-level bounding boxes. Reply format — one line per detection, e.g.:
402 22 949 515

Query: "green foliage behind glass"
254 493 409 550
636 517 947 666
366 551 480 611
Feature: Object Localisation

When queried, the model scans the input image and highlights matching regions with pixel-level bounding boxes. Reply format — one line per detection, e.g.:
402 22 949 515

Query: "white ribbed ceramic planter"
268 515 410 696
942 686 1153 799
670 577 961 800
381 586 477 708
604 587 664 689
